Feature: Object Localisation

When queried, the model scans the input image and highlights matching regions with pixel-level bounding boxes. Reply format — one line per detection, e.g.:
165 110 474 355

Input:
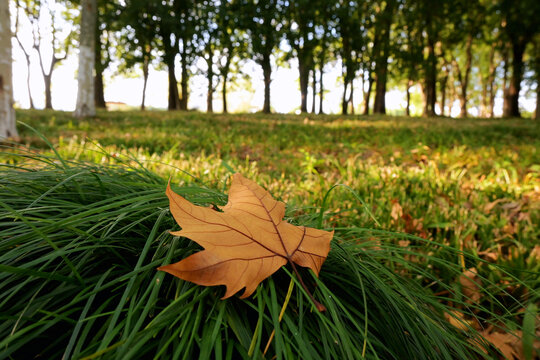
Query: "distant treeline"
12 0 540 118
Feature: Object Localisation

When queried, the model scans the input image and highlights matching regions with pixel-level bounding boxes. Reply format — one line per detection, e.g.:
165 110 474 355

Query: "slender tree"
0 0 18 139
17 0 72 110
373 0 397 114
235 0 284 113
498 0 540 117
74 0 97 118
14 1 35 109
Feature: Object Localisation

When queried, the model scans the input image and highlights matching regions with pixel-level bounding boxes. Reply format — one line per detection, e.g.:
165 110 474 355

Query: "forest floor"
2 109 539 357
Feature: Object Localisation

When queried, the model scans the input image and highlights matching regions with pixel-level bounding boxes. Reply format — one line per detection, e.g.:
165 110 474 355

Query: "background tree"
372 0 397 114
16 0 74 110
497 0 540 117
215 0 243 113
74 0 96 118
13 0 35 109
1 0 18 139
235 0 285 113
334 1 366 115
94 0 117 108
117 0 157 110
284 0 319 113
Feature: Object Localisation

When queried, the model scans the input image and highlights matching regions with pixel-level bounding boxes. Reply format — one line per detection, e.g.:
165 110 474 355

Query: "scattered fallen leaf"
445 310 476 332
158 173 334 303
476 326 540 360
390 200 403 222
459 268 482 304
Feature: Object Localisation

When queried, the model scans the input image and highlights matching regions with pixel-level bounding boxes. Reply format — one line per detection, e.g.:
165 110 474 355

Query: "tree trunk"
141 57 149 111
167 57 180 111
502 45 510 117
373 0 395 114
349 81 355 114
15 38 34 109
261 53 272 114
94 69 106 108
504 40 526 118
364 74 373 115
206 58 214 113
298 55 310 113
318 66 324 114
423 37 437 117
74 0 97 118
310 68 316 114
459 35 473 118
0 0 18 139
342 69 349 115
44 74 53 109
180 46 189 111
440 73 447 117
222 75 228 114
535 38 540 120
535 81 540 120
222 56 231 114
406 79 412 116
94 20 106 108
26 57 34 109
488 43 497 118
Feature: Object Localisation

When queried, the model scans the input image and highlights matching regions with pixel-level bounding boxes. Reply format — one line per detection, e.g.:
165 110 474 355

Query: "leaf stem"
288 261 326 312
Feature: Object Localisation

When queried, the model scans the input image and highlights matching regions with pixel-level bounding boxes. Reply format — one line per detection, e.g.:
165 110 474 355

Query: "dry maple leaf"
158 173 333 309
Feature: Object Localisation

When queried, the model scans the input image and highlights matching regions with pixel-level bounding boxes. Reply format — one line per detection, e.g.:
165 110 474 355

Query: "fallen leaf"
459 268 482 304
478 328 528 360
390 200 403 222
158 173 334 302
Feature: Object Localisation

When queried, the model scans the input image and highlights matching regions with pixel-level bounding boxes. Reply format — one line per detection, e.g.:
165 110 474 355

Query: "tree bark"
502 45 510 117
15 37 34 109
0 0 18 139
342 66 349 115
535 80 539 120
440 72 447 117
74 0 97 118
221 56 231 114
423 37 437 117
94 22 106 108
373 0 395 114
167 61 180 110
364 74 373 115
141 56 149 111
458 35 473 118
44 74 52 109
261 53 272 113
318 65 324 114
406 79 412 116
222 74 228 114
206 57 214 113
298 55 310 113
349 80 355 114
504 40 526 118
487 43 497 118
179 44 189 111
310 68 316 114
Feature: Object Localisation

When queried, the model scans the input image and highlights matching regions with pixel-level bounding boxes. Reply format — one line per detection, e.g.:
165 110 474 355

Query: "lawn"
1 109 538 359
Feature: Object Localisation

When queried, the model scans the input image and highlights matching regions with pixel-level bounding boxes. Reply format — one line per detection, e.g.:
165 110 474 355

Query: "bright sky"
9 1 537 116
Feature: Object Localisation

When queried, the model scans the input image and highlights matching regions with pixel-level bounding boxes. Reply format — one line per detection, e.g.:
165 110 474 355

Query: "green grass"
0 151 527 359
1 109 539 358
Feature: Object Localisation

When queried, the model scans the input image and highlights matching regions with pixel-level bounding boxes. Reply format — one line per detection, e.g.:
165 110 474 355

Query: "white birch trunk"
0 0 18 140
74 0 96 118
